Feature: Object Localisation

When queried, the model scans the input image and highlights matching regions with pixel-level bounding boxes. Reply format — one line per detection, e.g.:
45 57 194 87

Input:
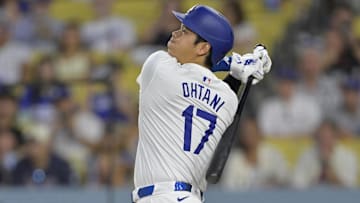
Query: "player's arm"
223 74 242 93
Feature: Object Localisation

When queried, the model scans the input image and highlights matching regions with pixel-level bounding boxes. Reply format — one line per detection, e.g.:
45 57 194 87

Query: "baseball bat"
206 76 253 184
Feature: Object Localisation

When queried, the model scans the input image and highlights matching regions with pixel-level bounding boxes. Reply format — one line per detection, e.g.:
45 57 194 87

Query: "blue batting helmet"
172 5 234 68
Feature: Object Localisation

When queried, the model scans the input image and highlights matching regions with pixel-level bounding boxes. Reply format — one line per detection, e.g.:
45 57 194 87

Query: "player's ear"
196 42 211 57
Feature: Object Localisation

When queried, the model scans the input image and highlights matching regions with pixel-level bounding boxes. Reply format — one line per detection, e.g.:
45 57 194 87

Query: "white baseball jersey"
134 51 238 192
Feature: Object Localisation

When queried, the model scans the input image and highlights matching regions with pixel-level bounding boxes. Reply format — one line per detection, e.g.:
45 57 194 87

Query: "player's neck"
188 57 211 70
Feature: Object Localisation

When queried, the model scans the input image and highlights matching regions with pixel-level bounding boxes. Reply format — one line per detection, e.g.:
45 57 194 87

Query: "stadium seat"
264 136 312 169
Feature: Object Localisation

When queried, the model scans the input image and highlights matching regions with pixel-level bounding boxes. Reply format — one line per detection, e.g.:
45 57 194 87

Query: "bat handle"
206 76 254 184
236 76 253 115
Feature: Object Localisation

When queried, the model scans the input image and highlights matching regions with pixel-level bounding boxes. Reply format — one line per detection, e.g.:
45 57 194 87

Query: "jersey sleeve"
136 50 176 91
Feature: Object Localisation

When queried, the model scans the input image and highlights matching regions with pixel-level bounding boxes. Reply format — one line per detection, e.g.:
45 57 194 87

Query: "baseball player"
133 5 271 203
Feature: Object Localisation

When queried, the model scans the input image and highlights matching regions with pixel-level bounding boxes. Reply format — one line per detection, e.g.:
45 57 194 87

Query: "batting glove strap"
211 56 232 72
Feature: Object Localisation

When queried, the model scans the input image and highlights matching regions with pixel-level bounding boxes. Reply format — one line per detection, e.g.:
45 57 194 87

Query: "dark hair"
0 127 25 148
0 91 17 103
58 21 82 52
314 119 339 138
194 34 213 68
332 2 353 15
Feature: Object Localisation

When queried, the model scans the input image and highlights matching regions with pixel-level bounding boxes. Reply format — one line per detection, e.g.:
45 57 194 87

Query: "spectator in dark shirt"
0 92 24 146
0 92 18 131
12 123 73 186
0 128 21 185
331 78 360 137
19 55 69 126
323 3 360 77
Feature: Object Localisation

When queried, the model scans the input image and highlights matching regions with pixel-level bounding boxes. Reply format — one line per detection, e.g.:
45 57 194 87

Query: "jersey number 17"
182 105 217 155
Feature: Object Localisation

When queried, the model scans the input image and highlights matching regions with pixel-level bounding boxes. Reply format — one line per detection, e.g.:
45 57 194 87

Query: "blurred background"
0 0 360 202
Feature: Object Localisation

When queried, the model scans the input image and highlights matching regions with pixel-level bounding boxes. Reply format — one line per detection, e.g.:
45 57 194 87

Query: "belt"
132 181 203 202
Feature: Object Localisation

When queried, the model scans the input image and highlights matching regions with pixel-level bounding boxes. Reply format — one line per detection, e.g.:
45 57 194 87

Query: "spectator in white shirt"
23 0 63 53
81 0 136 54
296 45 341 117
331 78 360 137
221 118 290 190
292 120 358 188
0 21 31 85
258 68 323 137
54 22 91 82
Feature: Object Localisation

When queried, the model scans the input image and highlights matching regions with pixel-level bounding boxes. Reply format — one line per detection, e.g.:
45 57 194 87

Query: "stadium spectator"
263 0 282 11
296 44 341 116
323 3 360 77
258 68 322 137
19 56 69 126
86 125 129 187
0 129 20 185
221 118 290 190
54 22 91 83
81 0 136 53
141 0 182 47
0 92 24 144
131 0 182 65
18 0 63 53
89 63 136 125
331 78 360 137
292 120 358 188
51 90 98 183
328 2 354 33
0 20 31 85
0 0 31 43
323 29 346 76
12 123 74 186
0 92 17 130
222 0 257 53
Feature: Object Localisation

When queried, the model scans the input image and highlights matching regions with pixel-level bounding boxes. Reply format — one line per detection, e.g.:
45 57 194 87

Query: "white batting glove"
229 52 264 84
253 44 272 74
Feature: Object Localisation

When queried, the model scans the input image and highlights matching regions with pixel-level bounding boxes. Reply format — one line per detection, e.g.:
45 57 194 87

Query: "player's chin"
167 42 175 57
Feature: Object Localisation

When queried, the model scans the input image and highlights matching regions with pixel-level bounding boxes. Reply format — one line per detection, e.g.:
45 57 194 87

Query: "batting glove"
253 44 272 74
229 52 264 84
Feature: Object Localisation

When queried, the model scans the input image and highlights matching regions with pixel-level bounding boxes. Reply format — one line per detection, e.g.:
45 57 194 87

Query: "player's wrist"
211 56 232 72
230 53 264 85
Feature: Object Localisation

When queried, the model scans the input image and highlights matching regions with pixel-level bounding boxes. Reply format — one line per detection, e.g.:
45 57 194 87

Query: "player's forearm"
223 74 242 93
212 57 242 93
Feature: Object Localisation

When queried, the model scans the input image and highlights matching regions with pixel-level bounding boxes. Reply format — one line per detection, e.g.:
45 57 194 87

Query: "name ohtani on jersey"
182 81 225 112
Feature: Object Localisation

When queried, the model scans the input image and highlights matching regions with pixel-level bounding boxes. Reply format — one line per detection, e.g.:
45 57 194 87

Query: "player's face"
167 24 208 64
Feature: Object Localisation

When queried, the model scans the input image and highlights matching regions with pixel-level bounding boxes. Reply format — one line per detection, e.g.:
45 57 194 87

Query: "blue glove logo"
244 59 256 66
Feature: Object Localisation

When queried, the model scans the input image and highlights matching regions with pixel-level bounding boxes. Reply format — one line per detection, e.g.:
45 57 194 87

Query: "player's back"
135 51 238 191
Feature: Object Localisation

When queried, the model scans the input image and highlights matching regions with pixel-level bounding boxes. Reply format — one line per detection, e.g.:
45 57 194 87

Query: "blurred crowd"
0 0 359 191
